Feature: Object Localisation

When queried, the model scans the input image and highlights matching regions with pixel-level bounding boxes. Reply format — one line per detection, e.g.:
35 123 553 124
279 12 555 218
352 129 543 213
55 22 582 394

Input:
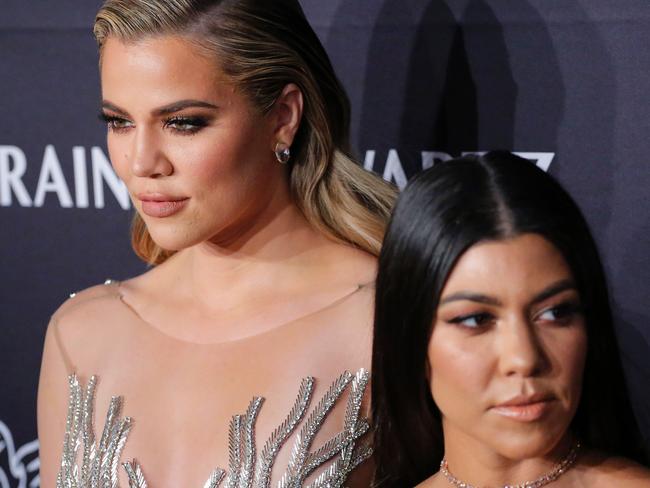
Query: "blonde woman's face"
428 234 587 460
100 36 286 250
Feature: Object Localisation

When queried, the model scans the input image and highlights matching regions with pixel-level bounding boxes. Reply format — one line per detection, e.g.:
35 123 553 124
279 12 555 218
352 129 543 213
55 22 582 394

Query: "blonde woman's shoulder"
44 278 133 374
321 239 378 286
38 278 133 484
56 279 121 315
53 279 123 326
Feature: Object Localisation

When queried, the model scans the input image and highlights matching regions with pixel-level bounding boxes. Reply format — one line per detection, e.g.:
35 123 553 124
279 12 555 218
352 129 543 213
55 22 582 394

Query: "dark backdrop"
1 1 649 485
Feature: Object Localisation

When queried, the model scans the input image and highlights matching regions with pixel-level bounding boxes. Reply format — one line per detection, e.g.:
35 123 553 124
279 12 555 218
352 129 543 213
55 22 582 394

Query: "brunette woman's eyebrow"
439 293 501 306
439 279 577 307
530 279 576 305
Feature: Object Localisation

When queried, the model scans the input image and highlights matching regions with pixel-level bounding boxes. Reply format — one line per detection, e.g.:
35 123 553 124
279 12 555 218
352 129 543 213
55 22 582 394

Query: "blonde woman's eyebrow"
153 99 218 116
101 100 129 117
100 99 218 118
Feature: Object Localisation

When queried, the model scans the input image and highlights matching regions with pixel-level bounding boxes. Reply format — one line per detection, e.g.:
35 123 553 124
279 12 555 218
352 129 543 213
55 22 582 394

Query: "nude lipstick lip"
137 193 189 218
491 393 555 422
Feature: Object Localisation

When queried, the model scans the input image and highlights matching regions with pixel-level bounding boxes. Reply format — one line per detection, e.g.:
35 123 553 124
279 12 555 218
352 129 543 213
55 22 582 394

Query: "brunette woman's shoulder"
577 450 650 487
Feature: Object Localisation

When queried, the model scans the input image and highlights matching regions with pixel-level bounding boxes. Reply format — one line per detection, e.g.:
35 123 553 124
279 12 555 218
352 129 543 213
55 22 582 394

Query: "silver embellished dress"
54 282 372 488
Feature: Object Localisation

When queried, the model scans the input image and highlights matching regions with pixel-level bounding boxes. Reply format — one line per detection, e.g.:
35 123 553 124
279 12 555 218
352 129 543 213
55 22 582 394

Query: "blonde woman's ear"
272 83 303 148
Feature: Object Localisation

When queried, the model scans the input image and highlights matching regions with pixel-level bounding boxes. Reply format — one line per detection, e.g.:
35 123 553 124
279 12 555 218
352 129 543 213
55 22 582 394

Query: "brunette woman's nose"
129 128 173 178
497 317 547 377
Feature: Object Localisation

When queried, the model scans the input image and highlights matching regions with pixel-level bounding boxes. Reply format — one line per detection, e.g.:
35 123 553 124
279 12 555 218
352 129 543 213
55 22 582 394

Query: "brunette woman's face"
428 234 587 460
100 36 286 250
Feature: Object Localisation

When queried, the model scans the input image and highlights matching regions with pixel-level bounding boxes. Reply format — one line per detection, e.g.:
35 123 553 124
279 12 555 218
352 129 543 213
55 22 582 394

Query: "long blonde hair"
95 0 397 264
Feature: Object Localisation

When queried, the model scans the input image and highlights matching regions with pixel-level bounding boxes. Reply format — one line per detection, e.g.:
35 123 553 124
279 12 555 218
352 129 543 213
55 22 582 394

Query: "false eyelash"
163 116 209 134
97 112 210 135
447 312 494 328
98 112 131 133
538 301 584 324
98 112 119 123
448 312 492 323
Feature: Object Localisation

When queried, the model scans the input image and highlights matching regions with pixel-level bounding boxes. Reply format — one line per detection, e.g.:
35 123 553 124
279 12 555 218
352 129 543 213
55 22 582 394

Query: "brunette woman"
372 151 649 487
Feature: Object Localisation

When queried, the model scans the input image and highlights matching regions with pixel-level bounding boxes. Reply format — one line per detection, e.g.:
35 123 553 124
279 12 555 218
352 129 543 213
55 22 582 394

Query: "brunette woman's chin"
445 415 575 464
496 430 574 462
478 423 570 462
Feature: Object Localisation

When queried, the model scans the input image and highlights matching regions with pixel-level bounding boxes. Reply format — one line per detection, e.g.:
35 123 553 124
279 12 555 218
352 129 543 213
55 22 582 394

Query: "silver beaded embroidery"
57 375 133 488
57 369 371 488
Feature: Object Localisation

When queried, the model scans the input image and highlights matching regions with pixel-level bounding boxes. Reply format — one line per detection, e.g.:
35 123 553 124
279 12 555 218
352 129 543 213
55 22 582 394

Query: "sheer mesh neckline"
102 279 374 346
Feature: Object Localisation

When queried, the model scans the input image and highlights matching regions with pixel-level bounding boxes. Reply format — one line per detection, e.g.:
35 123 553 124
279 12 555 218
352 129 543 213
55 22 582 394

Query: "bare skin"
417 234 650 488
38 36 375 488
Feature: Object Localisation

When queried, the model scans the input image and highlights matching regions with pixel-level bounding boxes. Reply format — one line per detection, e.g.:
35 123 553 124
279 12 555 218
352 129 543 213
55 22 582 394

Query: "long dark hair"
371 151 646 487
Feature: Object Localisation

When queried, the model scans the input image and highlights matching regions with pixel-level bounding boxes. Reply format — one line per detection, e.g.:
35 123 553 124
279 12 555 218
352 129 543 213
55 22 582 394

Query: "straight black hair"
371 151 646 487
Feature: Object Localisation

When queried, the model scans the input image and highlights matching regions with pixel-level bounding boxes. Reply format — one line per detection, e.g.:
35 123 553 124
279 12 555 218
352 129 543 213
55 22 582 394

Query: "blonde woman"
37 1 396 487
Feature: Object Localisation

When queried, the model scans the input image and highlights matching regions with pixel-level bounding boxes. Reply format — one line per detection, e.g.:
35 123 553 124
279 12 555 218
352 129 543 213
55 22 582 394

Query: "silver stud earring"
274 142 291 164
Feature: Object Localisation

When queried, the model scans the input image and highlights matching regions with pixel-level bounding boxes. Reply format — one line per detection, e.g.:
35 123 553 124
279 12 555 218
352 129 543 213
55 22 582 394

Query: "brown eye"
448 312 494 329
537 302 582 324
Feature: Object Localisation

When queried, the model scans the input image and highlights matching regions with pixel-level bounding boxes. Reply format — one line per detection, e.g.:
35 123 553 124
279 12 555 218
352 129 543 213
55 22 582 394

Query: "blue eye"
448 313 494 329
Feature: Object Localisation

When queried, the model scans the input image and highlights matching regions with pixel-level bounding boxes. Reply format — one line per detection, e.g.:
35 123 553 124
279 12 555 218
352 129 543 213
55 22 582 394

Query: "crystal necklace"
440 441 580 488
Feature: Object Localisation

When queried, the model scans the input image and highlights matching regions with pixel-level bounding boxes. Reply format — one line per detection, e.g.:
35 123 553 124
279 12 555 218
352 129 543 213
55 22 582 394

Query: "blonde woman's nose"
129 128 173 178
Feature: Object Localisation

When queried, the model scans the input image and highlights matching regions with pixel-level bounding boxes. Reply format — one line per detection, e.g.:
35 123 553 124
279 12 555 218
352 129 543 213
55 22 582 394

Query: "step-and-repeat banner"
1 1 649 485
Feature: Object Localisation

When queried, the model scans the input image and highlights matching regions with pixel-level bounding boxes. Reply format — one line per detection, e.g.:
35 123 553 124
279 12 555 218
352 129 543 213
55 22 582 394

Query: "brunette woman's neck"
437 426 576 488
